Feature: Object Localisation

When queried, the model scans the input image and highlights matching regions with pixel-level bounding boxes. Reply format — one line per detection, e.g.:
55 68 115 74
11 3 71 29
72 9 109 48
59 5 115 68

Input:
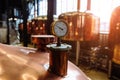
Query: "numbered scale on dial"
51 19 69 46
51 19 69 38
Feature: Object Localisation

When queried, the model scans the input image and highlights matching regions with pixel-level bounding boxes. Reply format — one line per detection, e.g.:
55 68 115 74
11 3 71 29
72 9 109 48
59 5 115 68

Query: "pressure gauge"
51 20 69 37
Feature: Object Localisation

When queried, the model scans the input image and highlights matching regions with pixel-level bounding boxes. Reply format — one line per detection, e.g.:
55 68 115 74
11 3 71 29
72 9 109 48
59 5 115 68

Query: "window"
31 0 120 33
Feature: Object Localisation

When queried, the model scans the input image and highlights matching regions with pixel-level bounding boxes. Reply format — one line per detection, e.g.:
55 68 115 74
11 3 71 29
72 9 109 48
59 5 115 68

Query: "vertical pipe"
34 0 37 17
77 0 80 11
87 0 91 10
22 0 28 47
37 0 39 16
76 0 81 65
6 16 10 44
76 41 80 65
6 0 10 44
53 0 56 14
46 0 54 34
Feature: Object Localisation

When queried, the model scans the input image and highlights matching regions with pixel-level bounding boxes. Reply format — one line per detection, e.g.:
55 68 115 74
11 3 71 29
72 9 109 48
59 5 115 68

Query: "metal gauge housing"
51 20 69 37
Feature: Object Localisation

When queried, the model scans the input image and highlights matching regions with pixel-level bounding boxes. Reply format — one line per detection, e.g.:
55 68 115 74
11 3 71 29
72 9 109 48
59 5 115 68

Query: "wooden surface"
0 43 89 80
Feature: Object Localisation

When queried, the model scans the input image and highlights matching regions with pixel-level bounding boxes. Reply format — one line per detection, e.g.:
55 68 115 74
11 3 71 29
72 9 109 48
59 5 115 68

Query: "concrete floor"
79 65 110 80
69 56 110 80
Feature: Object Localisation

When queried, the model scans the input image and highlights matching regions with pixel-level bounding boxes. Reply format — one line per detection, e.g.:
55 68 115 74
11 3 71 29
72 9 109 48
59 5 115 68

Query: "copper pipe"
87 0 91 10
77 0 80 11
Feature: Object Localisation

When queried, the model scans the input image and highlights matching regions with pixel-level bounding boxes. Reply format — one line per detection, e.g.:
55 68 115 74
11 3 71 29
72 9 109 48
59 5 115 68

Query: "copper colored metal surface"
47 44 72 77
109 6 120 49
0 43 89 80
48 50 68 77
59 12 100 41
31 35 55 51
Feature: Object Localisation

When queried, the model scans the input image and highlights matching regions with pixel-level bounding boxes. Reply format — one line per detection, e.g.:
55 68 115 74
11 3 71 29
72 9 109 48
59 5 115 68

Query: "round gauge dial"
51 20 69 37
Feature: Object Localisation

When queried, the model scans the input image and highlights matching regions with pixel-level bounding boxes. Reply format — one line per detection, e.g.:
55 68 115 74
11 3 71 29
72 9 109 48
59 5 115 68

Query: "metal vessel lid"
46 43 72 51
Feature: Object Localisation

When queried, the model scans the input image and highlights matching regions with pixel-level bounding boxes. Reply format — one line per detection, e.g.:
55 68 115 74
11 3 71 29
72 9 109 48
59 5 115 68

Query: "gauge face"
52 20 68 37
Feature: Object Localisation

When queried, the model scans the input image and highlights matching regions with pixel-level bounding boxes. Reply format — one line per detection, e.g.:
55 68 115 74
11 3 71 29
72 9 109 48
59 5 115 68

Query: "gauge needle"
57 26 63 30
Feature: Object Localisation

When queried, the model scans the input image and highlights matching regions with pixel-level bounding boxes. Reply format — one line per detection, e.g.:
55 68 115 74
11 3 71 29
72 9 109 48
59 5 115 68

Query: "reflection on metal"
0 43 89 80
31 35 55 52
47 43 71 77
113 44 120 64
59 11 100 41
109 6 120 49
22 73 37 80
31 17 46 35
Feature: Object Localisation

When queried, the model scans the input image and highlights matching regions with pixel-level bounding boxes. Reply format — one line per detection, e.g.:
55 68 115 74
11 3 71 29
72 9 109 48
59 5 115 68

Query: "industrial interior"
0 0 120 80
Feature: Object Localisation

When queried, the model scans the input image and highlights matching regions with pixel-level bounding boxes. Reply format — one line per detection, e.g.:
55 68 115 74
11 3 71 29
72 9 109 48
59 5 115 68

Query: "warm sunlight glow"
36 0 120 34
22 73 37 80
91 0 120 34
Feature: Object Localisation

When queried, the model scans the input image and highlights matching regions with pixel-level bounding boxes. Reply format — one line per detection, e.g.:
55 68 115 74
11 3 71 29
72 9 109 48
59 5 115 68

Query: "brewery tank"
59 11 100 42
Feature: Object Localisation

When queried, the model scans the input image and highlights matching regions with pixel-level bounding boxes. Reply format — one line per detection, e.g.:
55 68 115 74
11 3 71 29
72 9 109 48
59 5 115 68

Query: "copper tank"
59 11 100 41
109 6 120 64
